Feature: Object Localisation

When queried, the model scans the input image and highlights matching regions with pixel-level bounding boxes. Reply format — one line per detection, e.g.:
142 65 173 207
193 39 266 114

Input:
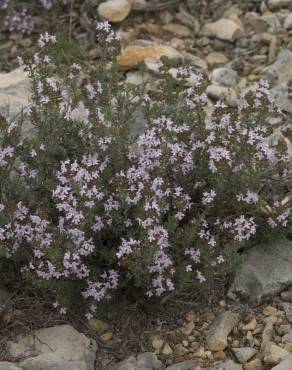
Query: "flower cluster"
0 23 290 315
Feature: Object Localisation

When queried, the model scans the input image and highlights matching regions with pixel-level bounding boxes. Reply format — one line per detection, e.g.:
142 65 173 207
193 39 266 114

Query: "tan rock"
202 19 244 42
242 318 257 332
244 358 264 370
213 350 226 361
270 359 292 369
261 321 275 353
163 23 192 37
162 343 173 355
99 332 113 342
117 45 181 70
263 306 280 316
206 311 239 351
98 0 132 22
88 319 109 332
205 52 228 68
152 337 164 350
264 342 292 364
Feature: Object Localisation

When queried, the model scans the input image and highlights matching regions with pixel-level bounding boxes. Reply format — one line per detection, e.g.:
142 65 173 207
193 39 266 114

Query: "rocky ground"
2 0 292 369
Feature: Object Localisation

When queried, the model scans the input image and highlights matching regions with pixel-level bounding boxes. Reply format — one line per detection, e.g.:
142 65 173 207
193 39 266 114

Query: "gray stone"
212 360 243 370
281 290 292 302
271 359 292 369
206 85 237 106
211 67 238 87
265 50 292 84
260 14 282 33
206 311 239 351
228 239 292 304
231 347 258 363
264 343 292 364
112 352 162 370
283 303 292 324
165 361 197 370
8 324 97 370
268 0 292 10
284 13 292 28
0 363 22 370
202 19 244 42
283 330 292 342
175 7 200 34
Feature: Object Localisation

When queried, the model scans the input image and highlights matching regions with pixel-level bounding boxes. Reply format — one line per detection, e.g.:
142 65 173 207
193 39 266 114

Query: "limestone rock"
98 0 132 22
232 347 257 363
244 358 264 370
0 364 23 370
284 13 292 29
263 343 292 364
165 361 198 370
163 23 192 37
112 352 162 370
8 324 97 370
228 239 292 303
268 0 292 10
212 359 243 370
283 303 292 324
206 85 237 106
211 67 238 87
205 52 229 68
281 290 292 303
271 359 292 369
202 19 244 42
206 311 239 351
117 45 182 70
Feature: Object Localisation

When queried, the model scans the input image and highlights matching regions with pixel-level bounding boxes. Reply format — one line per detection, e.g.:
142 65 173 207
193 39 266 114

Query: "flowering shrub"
1 0 68 34
0 23 291 315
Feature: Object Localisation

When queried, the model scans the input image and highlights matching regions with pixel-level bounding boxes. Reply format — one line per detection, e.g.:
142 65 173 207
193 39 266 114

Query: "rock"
242 318 257 332
212 360 243 370
88 318 109 332
206 85 237 106
162 343 173 355
8 324 97 370
211 67 238 87
259 14 282 33
284 13 292 28
99 332 113 342
271 359 292 369
263 306 279 316
202 19 244 42
0 364 23 370
232 348 257 363
265 50 292 84
165 361 197 370
263 343 292 364
152 337 164 350
244 358 264 370
117 45 182 70
281 290 292 303
98 0 132 22
0 67 30 114
283 303 292 324
277 324 291 336
228 239 292 304
175 7 200 34
268 0 292 10
163 23 192 37
283 330 292 342
205 52 229 68
261 321 275 353
113 352 162 370
206 311 239 351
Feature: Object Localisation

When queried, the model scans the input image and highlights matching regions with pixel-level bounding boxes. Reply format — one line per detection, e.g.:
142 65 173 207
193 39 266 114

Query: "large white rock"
228 239 292 303
271 359 292 369
0 363 22 370
112 352 162 370
0 68 31 116
202 19 244 42
211 67 238 87
98 0 132 22
8 324 97 370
